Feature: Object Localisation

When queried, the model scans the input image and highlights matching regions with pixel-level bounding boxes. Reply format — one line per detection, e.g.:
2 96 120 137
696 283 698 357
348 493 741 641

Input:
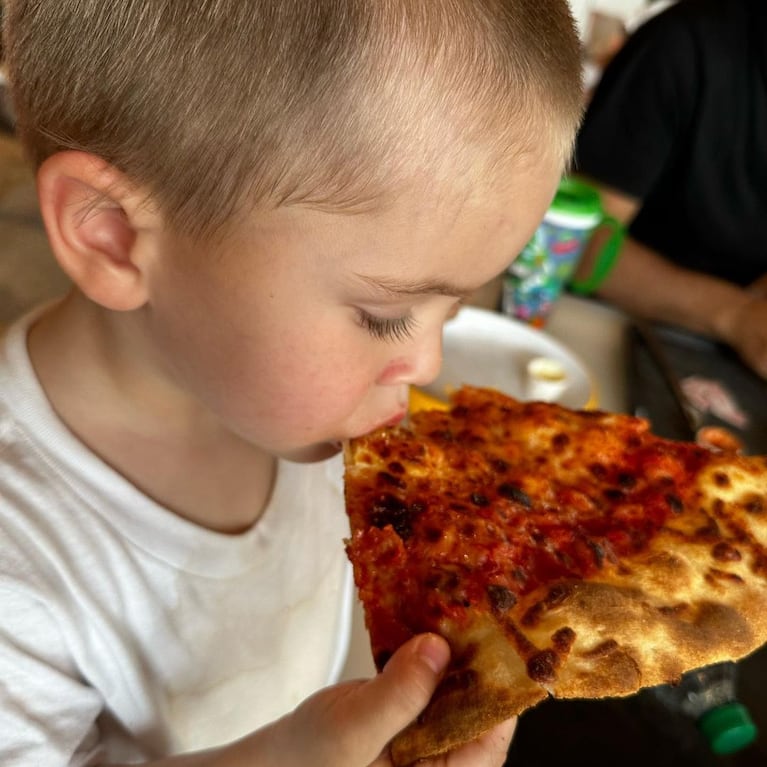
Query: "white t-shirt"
0 313 353 765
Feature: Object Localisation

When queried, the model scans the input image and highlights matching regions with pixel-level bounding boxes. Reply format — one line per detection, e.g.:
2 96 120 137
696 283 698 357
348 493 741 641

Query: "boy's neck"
26 292 276 534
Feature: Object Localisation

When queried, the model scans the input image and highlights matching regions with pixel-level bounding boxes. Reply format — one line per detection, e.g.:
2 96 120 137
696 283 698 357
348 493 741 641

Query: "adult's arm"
575 183 767 378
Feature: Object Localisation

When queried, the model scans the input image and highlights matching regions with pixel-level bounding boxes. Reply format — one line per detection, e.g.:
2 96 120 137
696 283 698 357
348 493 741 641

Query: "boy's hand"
263 633 516 767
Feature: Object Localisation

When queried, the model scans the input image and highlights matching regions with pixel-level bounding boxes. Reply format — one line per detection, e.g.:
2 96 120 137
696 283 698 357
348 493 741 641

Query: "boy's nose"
376 333 443 388
409 341 443 387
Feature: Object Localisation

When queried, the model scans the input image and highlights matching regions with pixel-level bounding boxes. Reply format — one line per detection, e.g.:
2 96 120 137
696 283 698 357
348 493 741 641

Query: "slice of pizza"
343 385 767 766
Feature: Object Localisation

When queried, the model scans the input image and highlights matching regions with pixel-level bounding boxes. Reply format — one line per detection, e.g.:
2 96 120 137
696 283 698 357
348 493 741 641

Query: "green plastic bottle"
653 661 757 755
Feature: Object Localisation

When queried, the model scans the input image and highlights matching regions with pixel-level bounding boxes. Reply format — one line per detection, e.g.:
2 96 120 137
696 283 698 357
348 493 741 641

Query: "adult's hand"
714 292 767 379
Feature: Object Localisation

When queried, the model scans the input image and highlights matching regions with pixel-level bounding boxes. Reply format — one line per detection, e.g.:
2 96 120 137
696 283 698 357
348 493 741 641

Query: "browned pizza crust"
393 564 762 763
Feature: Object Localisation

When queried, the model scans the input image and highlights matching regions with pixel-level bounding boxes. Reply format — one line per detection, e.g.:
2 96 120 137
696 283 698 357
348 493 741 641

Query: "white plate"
425 306 594 409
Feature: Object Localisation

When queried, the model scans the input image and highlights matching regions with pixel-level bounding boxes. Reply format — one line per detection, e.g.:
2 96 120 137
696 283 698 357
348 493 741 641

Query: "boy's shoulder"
0 311 112 592
0 309 56 460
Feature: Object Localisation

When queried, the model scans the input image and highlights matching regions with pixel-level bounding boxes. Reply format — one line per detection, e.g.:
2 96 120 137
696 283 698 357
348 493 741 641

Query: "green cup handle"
569 215 625 295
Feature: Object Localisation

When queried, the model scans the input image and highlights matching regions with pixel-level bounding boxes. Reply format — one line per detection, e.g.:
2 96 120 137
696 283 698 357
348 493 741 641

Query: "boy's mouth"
386 410 408 427
346 409 408 443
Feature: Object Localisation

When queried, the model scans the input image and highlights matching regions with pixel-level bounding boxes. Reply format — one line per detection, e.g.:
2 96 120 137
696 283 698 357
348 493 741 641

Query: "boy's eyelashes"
355 309 418 343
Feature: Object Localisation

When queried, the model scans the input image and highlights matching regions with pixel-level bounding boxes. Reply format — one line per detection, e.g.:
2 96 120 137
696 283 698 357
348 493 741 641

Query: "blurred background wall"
570 0 648 35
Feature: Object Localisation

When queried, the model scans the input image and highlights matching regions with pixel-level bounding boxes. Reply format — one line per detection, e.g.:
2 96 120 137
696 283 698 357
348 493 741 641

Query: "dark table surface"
624 322 767 454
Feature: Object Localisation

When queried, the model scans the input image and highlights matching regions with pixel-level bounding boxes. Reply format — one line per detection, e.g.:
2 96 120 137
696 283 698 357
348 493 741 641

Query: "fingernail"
416 634 450 674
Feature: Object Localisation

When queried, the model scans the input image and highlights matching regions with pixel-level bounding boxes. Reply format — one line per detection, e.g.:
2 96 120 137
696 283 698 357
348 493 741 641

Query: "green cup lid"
549 177 603 219
698 702 758 755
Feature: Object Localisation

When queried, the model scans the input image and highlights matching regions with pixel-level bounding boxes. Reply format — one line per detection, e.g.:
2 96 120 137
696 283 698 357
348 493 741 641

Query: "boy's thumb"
379 632 451 710
276 634 450 767
351 633 450 760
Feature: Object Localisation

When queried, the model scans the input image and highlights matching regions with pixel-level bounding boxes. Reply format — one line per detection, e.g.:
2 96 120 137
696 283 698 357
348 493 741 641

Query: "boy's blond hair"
3 1 582 238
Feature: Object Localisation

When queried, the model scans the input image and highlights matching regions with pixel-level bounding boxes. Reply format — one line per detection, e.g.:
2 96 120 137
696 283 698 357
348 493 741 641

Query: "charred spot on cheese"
387 461 406 474
666 494 683 513
551 433 570 451
712 542 742 562
752 553 767 575
705 568 745 585
452 642 479 670
588 539 606 567
470 492 490 507
377 443 393 460
501 617 538 657
695 517 721 540
522 584 574 627
378 470 406 489
581 638 619 658
487 584 517 613
617 472 637 489
424 569 460 592
369 494 416 539
527 649 559 683
743 494 765 514
434 668 479 699
546 583 576 607
713 471 731 488
497 483 532 508
552 627 576 654
461 522 477 538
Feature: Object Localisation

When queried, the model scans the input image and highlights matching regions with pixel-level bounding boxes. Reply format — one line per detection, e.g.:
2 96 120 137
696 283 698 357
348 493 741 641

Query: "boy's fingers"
296 633 450 766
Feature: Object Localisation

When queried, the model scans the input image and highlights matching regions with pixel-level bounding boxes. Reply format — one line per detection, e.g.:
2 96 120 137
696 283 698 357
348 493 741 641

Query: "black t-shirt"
575 0 767 286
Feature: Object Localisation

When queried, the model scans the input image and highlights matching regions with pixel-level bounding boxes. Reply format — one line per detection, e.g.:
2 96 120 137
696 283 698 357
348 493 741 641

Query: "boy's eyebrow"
354 273 476 299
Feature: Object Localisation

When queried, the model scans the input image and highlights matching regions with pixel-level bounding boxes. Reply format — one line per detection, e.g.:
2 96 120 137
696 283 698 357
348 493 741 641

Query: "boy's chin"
278 440 343 464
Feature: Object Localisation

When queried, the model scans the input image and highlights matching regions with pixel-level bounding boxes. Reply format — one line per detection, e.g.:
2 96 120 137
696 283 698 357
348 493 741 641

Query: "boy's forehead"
245 135 561 234
350 128 561 215
394 140 563 221
244 145 558 260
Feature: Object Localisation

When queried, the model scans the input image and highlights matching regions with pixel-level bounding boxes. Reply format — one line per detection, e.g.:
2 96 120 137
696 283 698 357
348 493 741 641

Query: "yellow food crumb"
408 387 450 414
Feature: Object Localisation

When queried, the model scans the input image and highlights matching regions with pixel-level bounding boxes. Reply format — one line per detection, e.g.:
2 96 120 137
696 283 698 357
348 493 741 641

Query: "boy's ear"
36 151 159 311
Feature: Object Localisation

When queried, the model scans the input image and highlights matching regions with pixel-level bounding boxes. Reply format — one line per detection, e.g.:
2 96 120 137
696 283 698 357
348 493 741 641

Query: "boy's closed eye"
354 292 465 343
355 309 419 343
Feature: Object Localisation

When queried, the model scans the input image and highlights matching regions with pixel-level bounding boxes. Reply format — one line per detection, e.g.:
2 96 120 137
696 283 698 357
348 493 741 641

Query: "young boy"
0 1 582 764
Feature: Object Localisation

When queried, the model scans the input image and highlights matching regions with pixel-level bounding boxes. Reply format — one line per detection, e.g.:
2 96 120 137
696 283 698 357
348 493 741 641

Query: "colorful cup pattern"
503 177 611 326
502 219 594 326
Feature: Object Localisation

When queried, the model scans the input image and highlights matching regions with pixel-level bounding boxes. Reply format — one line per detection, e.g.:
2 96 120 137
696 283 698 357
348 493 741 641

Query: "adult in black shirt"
573 0 767 378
